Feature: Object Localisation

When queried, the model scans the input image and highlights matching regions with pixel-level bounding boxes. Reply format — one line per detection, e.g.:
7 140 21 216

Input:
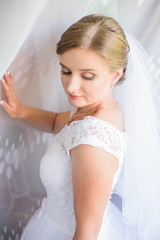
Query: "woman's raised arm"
0 71 70 133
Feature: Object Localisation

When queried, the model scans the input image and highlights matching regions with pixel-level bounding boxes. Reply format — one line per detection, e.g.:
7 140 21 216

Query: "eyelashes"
61 71 95 81
61 70 71 75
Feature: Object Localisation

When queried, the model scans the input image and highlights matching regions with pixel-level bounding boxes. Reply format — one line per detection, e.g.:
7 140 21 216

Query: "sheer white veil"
113 32 160 239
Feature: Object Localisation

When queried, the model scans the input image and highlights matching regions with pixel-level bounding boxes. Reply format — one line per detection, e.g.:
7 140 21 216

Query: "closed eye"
83 76 94 80
61 70 71 75
61 71 94 80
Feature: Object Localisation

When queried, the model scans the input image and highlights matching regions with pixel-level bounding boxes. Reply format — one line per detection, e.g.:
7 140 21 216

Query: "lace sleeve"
60 116 127 162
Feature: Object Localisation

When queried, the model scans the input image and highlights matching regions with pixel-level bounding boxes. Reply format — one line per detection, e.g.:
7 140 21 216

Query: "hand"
0 71 24 118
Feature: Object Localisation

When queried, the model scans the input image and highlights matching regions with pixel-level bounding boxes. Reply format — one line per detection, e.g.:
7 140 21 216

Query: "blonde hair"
56 14 130 124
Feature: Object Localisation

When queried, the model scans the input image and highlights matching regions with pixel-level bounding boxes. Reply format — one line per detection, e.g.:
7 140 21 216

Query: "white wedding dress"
20 109 132 240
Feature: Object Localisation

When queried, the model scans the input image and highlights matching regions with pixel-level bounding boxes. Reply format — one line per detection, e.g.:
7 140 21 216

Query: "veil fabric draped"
113 33 160 240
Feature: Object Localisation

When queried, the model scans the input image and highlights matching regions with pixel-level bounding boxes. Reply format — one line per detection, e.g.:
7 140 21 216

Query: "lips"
69 94 82 99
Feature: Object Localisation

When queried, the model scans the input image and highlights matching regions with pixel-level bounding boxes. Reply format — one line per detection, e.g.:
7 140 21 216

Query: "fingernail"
0 100 4 105
7 70 10 75
1 78 5 83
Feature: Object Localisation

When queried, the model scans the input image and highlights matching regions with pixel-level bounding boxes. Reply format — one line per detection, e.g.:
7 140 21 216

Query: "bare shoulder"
53 110 71 134
93 105 125 132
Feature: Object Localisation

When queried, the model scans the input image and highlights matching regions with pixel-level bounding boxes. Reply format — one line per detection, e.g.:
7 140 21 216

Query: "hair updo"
56 14 130 85
56 14 130 124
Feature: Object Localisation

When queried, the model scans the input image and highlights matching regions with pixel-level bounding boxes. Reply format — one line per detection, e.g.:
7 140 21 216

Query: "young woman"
1 14 160 240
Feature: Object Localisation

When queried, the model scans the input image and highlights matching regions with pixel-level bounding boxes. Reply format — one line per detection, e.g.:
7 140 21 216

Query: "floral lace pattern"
39 112 128 236
56 115 128 178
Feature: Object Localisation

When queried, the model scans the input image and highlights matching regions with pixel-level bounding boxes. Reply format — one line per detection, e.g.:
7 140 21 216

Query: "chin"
70 103 84 108
68 100 85 108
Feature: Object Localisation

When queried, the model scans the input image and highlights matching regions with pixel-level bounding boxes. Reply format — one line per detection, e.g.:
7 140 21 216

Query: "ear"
111 68 123 86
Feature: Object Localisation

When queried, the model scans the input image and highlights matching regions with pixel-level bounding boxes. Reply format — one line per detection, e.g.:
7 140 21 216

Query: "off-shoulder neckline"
66 115 127 136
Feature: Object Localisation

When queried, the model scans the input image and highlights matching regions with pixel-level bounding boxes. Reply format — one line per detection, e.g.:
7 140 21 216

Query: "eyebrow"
60 63 98 72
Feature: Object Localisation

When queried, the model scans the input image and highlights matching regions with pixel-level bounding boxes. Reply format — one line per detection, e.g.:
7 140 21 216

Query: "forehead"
60 47 110 72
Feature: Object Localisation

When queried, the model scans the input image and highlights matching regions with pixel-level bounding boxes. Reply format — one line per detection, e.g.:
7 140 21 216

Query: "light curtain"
0 0 159 239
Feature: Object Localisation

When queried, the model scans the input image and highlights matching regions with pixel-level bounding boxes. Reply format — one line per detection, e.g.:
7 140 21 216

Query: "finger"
0 100 14 117
9 72 14 89
3 71 13 88
1 78 10 93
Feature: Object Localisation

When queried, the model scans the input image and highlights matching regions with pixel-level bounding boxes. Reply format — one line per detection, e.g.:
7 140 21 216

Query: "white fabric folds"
0 0 48 80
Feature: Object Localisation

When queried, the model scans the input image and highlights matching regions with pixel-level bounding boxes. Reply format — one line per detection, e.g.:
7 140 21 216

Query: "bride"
1 14 160 240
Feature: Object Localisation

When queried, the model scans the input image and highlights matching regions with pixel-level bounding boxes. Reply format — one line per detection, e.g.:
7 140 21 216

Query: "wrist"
18 104 28 119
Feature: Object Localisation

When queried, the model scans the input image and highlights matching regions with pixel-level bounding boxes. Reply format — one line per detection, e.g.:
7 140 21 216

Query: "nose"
66 75 81 94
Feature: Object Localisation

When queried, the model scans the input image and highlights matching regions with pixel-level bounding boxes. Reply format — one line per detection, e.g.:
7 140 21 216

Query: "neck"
77 95 116 114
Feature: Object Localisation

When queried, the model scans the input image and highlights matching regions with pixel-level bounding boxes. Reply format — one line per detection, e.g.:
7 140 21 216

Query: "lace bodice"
39 109 128 237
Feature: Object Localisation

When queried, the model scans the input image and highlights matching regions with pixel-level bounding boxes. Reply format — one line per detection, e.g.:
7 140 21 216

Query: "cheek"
97 77 111 93
85 87 98 97
86 79 108 97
